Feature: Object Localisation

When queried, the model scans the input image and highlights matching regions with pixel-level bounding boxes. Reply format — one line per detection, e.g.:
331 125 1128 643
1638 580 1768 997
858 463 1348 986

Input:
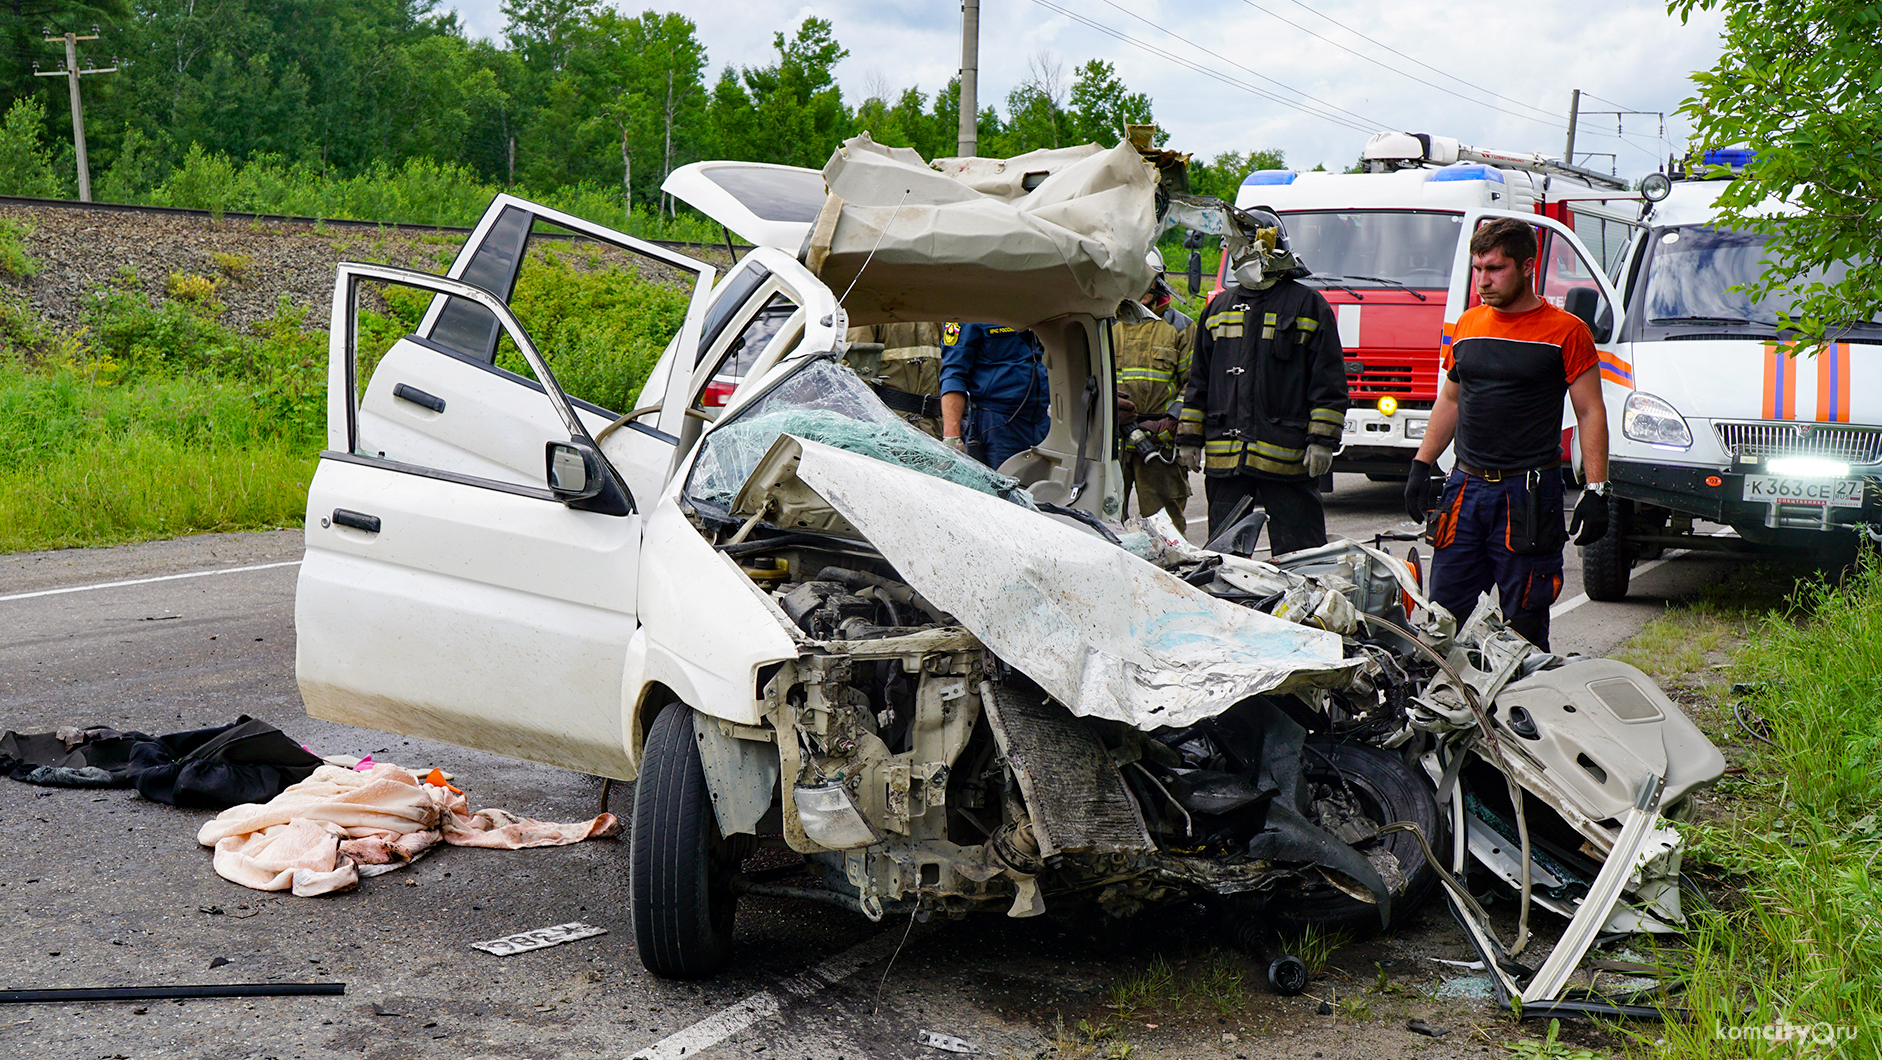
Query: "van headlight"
1621 392 1692 449
793 781 878 849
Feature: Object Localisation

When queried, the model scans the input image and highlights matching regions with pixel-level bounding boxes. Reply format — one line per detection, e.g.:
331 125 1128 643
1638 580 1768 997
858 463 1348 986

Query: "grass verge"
1634 556 1882 1056
0 433 314 552
1 220 690 553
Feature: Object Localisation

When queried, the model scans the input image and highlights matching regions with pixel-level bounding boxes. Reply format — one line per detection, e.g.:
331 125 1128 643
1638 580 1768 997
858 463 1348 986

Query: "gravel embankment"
0 203 733 347
0 204 461 335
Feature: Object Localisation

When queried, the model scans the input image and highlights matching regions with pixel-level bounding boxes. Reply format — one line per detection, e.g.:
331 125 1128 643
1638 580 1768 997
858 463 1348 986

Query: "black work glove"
1405 459 1440 522
1570 487 1610 545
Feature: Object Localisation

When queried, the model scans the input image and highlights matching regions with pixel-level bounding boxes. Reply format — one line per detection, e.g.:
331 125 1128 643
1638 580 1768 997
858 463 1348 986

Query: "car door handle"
393 383 446 413
331 509 381 534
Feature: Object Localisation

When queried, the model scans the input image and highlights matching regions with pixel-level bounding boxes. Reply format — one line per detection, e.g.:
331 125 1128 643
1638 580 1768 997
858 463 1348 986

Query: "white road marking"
1550 554 1678 618
0 560 302 602
626 927 915 1060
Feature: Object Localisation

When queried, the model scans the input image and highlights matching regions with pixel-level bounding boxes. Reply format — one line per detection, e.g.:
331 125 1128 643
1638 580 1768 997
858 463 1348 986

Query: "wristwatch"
1586 480 1609 497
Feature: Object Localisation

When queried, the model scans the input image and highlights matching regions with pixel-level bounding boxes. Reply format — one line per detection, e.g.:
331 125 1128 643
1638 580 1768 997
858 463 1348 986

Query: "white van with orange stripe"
1445 166 1881 600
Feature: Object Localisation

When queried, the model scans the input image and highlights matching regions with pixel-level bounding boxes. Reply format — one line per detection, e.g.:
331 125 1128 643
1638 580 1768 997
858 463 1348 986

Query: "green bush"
95 127 170 204
0 97 61 198
0 219 40 279
492 245 690 413
140 146 727 242
86 279 246 381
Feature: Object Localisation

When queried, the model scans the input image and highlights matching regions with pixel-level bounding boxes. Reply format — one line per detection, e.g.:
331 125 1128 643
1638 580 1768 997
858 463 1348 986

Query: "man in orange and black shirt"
1405 217 1610 650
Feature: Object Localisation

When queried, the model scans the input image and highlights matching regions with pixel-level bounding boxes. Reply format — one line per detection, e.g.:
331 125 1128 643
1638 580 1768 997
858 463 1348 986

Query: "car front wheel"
632 701 738 978
1267 740 1442 938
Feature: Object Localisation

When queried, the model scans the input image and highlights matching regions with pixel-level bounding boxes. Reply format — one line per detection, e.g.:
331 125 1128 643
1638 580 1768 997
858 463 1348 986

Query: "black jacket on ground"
0 715 322 808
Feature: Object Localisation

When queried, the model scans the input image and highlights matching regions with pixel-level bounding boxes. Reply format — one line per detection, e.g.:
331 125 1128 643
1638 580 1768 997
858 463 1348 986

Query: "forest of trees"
0 0 1283 213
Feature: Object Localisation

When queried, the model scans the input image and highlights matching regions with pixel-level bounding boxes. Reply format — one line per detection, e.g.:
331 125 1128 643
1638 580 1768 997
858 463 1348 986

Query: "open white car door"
296 198 714 779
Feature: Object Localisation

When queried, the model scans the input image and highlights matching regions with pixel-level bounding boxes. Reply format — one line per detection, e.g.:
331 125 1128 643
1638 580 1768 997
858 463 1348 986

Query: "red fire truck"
1213 132 1641 477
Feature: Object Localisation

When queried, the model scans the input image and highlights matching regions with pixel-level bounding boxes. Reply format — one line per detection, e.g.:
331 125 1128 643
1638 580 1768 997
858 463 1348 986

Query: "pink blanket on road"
197 763 621 896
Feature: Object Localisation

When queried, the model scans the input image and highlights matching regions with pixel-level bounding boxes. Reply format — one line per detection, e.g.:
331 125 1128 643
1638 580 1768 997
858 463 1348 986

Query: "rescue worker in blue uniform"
939 322 1050 469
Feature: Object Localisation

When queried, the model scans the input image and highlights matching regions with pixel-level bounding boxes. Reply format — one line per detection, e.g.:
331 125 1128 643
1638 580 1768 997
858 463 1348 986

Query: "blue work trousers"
968 404 1050 471
1427 469 1566 650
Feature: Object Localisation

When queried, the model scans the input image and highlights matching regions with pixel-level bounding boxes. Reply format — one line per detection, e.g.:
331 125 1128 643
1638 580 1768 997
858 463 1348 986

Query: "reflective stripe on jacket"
1111 301 1194 425
1178 279 1348 478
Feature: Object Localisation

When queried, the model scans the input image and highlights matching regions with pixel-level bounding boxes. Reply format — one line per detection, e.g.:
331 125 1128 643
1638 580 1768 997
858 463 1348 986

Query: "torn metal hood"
736 435 1358 730
805 134 1160 329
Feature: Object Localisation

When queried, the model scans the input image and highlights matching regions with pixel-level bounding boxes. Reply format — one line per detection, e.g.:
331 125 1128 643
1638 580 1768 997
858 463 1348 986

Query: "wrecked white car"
295 137 1724 1007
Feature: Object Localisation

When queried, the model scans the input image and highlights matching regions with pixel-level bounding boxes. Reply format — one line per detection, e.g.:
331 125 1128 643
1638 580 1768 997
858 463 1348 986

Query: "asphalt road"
0 479 1745 1060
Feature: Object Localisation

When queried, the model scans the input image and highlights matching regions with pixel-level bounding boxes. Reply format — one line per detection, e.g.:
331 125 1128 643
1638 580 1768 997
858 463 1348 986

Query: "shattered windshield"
684 357 1037 513
1641 225 1882 336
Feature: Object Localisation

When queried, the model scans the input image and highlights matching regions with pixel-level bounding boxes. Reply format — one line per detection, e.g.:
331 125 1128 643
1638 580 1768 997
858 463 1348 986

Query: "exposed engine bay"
672 357 1727 1008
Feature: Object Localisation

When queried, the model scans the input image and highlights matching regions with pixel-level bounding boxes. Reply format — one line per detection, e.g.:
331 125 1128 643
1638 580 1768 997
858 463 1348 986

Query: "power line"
1093 0 1387 135
1579 90 1642 113
1022 0 1381 136
1275 0 1564 124
1028 0 1380 134
1228 0 1570 132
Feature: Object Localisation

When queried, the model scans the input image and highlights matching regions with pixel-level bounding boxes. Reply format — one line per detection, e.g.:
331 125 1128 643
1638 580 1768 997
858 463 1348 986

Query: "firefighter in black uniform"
1177 210 1348 555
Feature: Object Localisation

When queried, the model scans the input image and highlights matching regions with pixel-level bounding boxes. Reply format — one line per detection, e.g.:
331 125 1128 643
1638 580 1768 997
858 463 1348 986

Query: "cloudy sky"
443 0 1726 178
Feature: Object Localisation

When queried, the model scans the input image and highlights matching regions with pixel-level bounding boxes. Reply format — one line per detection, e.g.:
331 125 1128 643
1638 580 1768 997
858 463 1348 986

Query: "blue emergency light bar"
1241 170 1297 186
1702 149 1757 169
1429 164 1505 183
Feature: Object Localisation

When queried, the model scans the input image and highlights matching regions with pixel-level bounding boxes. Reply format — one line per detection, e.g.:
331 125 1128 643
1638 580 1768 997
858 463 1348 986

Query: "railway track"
0 193 743 255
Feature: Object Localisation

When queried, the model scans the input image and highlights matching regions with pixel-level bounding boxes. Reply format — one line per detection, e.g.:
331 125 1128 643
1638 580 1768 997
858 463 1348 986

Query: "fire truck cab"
1219 132 1639 478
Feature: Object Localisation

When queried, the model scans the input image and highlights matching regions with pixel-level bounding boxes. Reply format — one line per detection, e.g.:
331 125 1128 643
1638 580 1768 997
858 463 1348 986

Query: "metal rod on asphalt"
0 982 346 1004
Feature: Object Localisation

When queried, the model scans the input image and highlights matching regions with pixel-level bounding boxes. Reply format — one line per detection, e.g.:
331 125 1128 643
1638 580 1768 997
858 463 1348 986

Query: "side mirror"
546 440 602 501
1563 286 1612 343
1187 249 1203 298
546 438 636 516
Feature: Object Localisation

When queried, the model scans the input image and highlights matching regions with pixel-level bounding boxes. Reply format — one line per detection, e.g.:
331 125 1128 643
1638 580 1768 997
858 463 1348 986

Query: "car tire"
1268 741 1442 939
632 701 738 979
1580 494 1633 602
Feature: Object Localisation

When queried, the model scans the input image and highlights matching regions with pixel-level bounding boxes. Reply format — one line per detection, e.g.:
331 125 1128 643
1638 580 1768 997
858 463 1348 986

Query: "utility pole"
958 0 978 157
33 27 117 203
1563 88 1580 168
